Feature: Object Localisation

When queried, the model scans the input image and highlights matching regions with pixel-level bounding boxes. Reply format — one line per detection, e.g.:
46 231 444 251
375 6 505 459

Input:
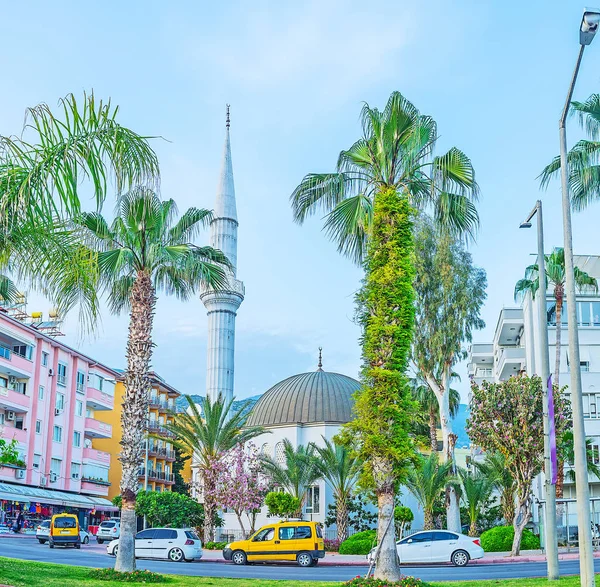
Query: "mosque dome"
246 351 360 427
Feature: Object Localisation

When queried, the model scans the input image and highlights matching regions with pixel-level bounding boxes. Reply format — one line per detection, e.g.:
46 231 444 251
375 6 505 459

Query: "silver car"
96 520 120 544
107 528 203 562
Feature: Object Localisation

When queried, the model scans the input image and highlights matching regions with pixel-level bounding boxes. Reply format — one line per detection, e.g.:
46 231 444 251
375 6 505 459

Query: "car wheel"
112 545 119 557
168 547 185 562
451 550 470 567
297 552 313 567
83 536 89 544
97 539 104 544
49 541 54 549
38 539 45 544
75 543 81 550
231 550 247 565
310 559 319 567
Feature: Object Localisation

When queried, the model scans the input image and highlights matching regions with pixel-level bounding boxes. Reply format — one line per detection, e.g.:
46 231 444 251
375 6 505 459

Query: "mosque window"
275 442 286 465
261 443 272 458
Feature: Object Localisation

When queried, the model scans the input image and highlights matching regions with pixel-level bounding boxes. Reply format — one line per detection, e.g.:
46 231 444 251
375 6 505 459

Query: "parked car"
96 520 120 544
49 514 80 549
80 529 90 544
223 520 325 567
0 524 11 534
367 530 484 567
106 528 202 562
36 520 51 543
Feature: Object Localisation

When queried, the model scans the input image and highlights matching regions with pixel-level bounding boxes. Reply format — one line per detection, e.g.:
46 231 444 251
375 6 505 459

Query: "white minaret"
200 106 245 403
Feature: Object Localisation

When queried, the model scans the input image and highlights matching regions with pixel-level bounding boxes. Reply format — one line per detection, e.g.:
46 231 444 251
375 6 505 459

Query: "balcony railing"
81 476 111 486
147 445 176 460
137 468 175 483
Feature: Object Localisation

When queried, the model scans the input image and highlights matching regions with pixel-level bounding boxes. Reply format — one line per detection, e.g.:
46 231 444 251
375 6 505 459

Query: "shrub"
264 491 301 518
480 525 540 552
343 576 432 587
324 538 342 552
88 569 167 583
204 541 228 550
339 529 377 555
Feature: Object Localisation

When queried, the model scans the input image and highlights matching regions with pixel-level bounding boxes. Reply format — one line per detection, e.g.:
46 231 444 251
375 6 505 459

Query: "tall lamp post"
558 8 600 587
520 200 559 580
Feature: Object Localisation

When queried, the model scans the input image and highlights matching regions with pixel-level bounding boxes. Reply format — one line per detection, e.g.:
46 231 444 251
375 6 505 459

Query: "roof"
246 369 360 427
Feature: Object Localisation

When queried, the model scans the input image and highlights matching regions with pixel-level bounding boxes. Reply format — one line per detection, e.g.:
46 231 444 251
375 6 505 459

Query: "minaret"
200 106 245 403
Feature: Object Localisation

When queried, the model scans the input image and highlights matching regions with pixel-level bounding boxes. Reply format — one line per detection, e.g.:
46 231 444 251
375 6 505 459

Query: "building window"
0 413 4 425
38 385 44 400
76 371 86 393
42 351 49 367
275 442 286 465
33 454 41 469
52 425 62 442
35 420 42 434
75 400 83 417
261 443 272 457
50 458 61 476
592 443 600 465
57 363 67 386
15 382 26 395
581 361 590 372
56 393 65 411
0 346 11 360
13 344 33 360
82 464 109 483
305 485 320 514
73 431 81 448
71 463 80 480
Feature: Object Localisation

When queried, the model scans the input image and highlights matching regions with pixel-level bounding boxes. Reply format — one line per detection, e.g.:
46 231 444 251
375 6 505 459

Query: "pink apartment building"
0 309 118 530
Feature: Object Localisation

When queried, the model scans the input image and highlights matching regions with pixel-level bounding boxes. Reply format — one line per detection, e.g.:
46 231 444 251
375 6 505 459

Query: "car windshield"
185 530 200 540
54 518 76 529
100 522 115 528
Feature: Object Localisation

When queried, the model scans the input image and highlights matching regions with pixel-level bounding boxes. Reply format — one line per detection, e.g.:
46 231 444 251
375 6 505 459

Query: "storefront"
0 482 118 532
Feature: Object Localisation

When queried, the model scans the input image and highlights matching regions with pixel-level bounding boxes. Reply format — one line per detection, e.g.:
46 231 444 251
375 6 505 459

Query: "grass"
0 557 596 587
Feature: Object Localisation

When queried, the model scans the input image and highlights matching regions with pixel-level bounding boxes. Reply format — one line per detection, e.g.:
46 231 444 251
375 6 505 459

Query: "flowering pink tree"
216 443 269 537
467 375 570 556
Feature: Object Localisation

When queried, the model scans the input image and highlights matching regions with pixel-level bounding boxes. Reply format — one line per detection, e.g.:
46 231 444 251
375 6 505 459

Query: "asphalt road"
1 537 599 582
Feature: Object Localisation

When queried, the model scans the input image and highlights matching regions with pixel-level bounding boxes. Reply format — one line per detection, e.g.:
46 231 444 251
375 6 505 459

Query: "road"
0 536 599 582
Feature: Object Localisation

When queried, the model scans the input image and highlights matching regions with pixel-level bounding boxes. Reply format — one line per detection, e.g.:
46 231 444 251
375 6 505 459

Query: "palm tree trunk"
336 495 349 542
424 508 434 530
469 518 477 537
429 405 438 452
115 271 156 573
203 474 216 543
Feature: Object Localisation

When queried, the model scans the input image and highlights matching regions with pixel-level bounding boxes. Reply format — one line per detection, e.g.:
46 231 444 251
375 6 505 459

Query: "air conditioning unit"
72 472 80 480
49 472 58 483
15 468 25 480
48 368 54 376
8 375 16 385
6 410 15 421
39 476 47 487
54 408 62 416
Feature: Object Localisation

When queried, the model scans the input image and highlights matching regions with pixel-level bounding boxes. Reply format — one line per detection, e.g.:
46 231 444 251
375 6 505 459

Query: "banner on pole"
548 375 558 485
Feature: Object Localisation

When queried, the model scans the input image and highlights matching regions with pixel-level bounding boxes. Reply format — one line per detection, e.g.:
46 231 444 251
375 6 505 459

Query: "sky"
1 0 600 403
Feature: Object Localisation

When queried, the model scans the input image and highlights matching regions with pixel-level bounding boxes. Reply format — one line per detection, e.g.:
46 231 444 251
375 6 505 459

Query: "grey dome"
246 370 360 427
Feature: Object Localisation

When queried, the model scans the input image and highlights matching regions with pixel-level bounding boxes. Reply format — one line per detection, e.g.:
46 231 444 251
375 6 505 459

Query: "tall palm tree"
560 430 600 484
311 437 361 541
164 395 265 543
410 376 460 453
74 189 230 572
458 469 493 537
290 92 478 581
514 247 597 386
474 452 515 525
260 439 321 516
405 453 453 530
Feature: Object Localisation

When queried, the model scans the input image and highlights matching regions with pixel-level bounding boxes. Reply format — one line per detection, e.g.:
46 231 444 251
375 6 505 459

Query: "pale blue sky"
1 0 599 401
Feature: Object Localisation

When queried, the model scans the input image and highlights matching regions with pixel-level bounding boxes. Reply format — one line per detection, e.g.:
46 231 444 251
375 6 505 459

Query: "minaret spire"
318 347 323 371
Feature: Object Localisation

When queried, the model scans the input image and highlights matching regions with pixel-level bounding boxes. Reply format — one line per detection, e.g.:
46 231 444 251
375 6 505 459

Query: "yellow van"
223 520 325 567
49 514 81 549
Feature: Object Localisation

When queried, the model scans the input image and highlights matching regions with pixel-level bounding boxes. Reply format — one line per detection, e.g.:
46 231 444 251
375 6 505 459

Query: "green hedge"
480 525 540 552
339 529 377 555
204 541 228 550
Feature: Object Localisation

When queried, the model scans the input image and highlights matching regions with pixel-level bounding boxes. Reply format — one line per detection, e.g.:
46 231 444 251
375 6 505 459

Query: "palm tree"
560 430 600 484
163 395 265 543
311 437 361 541
514 247 597 386
458 469 493 537
405 453 453 530
260 439 321 516
474 452 515 525
290 91 478 582
74 189 230 571
410 377 460 453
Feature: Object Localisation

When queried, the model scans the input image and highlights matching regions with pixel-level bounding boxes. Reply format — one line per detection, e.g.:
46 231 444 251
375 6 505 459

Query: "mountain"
175 393 262 417
453 404 470 448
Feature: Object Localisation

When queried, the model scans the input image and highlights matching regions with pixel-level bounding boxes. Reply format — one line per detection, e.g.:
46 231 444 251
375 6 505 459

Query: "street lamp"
520 200 559 581
558 8 600 587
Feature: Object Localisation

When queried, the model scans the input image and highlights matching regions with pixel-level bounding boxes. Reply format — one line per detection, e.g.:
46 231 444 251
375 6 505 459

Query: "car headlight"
224 544 231 550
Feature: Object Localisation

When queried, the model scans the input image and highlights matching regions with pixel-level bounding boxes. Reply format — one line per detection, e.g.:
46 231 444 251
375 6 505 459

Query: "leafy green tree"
74 189 230 571
264 492 302 518
394 505 413 539
260 439 320 516
467 376 570 556
458 469 493 537
163 394 264 543
290 91 478 582
0 439 24 467
474 452 516 525
412 217 486 531
311 437 361 541
405 453 453 530
171 447 190 495
135 490 206 529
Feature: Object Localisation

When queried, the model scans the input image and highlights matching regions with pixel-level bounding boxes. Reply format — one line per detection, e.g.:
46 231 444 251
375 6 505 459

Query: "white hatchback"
367 530 484 567
107 528 203 562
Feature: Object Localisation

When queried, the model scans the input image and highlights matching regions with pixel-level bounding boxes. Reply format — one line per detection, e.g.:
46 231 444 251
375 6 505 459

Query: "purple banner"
548 375 558 485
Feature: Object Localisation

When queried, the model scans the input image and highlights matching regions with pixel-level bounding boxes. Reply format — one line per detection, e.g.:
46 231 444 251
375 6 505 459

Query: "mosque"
191 109 362 538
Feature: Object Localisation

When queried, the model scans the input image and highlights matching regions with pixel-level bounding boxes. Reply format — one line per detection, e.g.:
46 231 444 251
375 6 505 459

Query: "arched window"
275 441 286 465
261 443 272 458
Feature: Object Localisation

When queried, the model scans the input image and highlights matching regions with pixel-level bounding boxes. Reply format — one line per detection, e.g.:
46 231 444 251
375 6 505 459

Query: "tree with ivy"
291 92 479 582
412 217 486 531
467 376 570 555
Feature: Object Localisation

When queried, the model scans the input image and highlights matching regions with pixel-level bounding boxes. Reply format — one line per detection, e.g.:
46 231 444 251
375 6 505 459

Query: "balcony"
495 346 526 380
82 447 111 466
1 425 27 444
0 347 34 376
147 423 175 438
138 468 175 484
86 386 114 411
0 386 30 413
81 479 110 496
147 445 176 461
493 308 524 347
84 417 112 439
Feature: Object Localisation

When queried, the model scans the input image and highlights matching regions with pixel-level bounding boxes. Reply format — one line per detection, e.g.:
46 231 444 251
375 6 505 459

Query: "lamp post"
558 8 600 587
143 415 149 530
520 200 559 580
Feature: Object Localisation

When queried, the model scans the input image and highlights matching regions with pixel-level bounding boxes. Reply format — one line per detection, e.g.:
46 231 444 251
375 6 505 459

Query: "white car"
107 528 203 562
367 530 484 567
96 520 120 543
36 519 90 544
80 529 90 544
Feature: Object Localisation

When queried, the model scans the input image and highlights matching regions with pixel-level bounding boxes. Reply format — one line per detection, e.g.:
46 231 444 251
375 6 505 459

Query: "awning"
0 482 118 511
